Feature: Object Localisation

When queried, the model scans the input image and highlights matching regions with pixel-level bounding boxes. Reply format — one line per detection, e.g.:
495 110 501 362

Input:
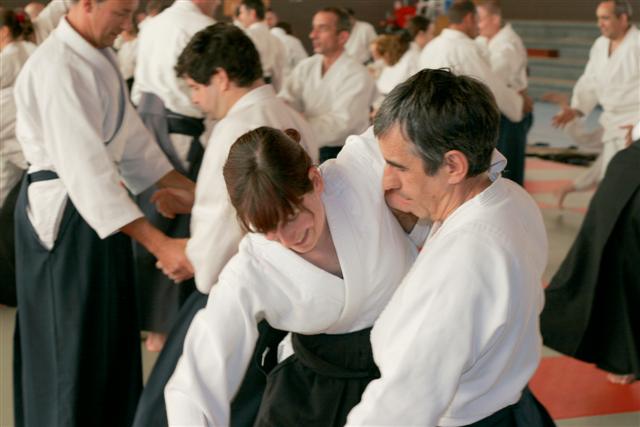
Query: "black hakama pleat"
541 142 640 380
255 328 379 427
497 112 532 186
13 173 142 427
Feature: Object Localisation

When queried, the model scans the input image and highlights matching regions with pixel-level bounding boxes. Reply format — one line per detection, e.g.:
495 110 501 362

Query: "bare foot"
145 332 167 353
606 373 636 384
553 182 575 209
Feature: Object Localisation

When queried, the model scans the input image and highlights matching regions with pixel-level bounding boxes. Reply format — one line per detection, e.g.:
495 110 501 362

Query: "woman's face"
265 168 326 254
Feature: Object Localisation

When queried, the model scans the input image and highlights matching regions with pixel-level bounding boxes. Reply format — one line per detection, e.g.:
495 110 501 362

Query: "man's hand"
150 187 195 218
155 238 193 283
552 106 582 128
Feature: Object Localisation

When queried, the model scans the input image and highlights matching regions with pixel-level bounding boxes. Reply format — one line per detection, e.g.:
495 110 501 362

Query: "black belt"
27 170 59 185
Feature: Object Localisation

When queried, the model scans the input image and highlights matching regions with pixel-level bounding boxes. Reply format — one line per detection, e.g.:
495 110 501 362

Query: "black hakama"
254 328 379 427
541 141 640 380
134 92 205 334
13 171 142 427
497 112 533 186
132 291 286 427
463 388 555 427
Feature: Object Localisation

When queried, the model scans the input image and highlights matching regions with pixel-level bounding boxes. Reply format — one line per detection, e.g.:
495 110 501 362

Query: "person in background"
265 7 277 28
550 0 639 206
344 7 378 63
0 8 36 308
279 7 375 163
372 31 419 99
237 0 286 91
270 21 308 78
117 14 139 92
476 0 531 185
23 2 44 20
405 14 435 52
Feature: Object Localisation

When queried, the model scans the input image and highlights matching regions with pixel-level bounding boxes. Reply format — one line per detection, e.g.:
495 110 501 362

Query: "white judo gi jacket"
347 174 547 426
419 29 524 122
243 21 286 91
278 52 375 150
270 26 308 79
186 85 315 294
345 20 378 64
14 18 172 248
376 48 420 96
570 25 640 179
476 23 528 92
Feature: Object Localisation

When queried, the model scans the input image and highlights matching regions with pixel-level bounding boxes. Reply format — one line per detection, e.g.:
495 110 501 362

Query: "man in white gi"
270 21 309 79
131 0 219 352
551 0 639 206
344 8 378 64
419 1 532 134
237 0 286 91
476 0 531 185
13 0 195 426
132 24 315 427
346 69 554 426
279 7 375 163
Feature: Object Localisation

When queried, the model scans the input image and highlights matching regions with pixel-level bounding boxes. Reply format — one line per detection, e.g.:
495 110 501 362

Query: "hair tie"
16 12 26 24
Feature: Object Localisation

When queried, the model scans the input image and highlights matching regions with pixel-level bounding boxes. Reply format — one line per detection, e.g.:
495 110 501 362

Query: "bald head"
25 2 45 20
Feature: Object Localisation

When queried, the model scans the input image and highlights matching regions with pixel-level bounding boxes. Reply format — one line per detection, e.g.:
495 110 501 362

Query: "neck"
223 79 265 114
433 174 491 223
67 5 98 48
448 25 471 38
301 217 342 277
322 48 343 74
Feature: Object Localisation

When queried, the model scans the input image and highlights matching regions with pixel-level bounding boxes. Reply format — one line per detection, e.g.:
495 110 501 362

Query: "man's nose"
382 165 400 191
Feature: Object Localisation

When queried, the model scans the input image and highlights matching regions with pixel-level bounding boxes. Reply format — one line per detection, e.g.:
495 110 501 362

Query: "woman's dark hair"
0 8 33 41
176 23 262 87
223 127 314 233
374 69 499 177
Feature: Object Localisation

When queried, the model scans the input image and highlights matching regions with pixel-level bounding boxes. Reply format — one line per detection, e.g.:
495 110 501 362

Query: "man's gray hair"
606 0 633 19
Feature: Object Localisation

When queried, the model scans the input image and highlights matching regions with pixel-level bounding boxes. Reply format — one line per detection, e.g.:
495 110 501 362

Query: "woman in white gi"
165 126 419 427
372 32 419 102
0 8 36 306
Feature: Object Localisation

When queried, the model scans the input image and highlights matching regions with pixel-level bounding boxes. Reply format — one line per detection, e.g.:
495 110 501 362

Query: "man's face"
309 11 345 56
379 124 450 221
88 0 138 48
185 76 223 120
476 6 500 38
265 11 278 28
463 11 480 38
597 1 627 39
238 4 256 27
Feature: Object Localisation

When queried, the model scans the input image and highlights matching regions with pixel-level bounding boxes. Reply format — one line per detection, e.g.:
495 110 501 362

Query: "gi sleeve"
570 43 600 116
165 272 262 426
278 61 305 112
33 0 73 44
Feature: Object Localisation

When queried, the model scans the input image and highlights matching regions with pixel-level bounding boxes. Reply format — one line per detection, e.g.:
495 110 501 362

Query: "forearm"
120 217 168 257
156 170 195 193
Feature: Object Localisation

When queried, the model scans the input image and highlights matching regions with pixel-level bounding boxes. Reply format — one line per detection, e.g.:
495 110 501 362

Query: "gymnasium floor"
1 104 639 426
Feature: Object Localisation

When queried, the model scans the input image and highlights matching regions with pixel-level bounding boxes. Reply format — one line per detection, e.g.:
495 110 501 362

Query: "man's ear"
212 68 231 92
443 150 469 184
